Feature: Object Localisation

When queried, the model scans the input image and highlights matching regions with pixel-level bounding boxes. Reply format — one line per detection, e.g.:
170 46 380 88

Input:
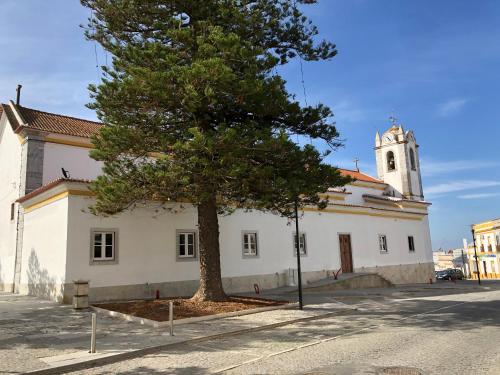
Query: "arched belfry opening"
386 151 396 171
410 148 416 170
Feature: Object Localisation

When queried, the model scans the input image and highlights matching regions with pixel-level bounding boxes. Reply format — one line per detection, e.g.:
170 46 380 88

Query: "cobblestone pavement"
0 290 345 374
68 281 500 375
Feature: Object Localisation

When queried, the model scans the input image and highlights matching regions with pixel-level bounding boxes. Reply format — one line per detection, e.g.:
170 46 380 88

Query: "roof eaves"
17 178 93 204
9 100 28 130
363 194 431 206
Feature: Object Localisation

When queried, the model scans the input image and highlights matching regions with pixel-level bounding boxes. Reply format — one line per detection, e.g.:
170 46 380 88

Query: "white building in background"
0 101 434 302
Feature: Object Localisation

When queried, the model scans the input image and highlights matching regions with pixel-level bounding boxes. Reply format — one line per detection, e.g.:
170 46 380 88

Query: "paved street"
0 289 344 374
68 281 500 375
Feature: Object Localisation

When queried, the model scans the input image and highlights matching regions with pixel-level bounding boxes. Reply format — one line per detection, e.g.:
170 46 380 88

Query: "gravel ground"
69 285 500 375
95 296 287 321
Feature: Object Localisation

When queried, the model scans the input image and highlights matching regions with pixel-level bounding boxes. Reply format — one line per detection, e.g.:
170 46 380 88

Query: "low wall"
15 263 435 303
64 269 333 303
17 282 67 303
0 282 13 292
355 262 435 284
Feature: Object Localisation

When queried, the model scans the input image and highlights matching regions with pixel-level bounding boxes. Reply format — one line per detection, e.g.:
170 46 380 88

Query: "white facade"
0 102 435 302
0 113 23 291
375 125 424 200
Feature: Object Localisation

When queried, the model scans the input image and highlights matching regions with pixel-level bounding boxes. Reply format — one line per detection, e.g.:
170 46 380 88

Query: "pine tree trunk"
191 193 228 302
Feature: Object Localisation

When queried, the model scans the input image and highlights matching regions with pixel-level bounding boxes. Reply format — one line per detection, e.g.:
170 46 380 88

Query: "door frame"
337 232 354 273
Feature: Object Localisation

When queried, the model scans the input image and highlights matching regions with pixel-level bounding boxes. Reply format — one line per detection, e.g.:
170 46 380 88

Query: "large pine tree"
81 0 351 301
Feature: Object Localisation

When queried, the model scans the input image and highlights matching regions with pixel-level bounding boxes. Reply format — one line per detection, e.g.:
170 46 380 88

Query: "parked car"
436 269 464 280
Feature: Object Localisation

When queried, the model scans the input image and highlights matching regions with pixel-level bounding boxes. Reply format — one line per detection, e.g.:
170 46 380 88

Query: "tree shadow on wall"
27 249 62 301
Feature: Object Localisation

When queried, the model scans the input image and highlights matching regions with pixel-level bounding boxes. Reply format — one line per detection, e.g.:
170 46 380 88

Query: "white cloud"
332 100 367 124
426 180 500 197
420 159 500 177
458 192 500 200
437 98 468 117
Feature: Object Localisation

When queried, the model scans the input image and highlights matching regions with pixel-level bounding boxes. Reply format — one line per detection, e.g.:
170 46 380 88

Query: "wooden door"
339 234 353 273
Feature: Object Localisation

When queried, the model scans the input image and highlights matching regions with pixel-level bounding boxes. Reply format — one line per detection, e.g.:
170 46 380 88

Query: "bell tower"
375 120 424 201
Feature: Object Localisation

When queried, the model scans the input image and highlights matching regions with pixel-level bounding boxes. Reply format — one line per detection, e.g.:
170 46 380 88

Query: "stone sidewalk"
0 292 350 374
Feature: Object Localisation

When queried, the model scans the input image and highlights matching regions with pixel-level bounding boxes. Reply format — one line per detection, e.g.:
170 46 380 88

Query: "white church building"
0 100 434 303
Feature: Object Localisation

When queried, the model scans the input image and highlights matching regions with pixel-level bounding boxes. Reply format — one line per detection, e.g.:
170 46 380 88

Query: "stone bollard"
73 280 90 309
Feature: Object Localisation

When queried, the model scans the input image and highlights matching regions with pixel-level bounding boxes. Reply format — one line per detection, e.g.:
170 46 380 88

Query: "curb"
91 302 298 328
25 308 352 375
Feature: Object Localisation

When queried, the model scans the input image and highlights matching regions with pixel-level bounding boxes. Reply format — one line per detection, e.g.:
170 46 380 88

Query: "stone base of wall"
14 264 434 303
73 269 333 303
17 283 67 303
355 262 435 284
0 283 14 292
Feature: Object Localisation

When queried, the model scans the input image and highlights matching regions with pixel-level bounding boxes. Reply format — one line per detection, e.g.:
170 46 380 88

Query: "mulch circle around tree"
94 296 288 322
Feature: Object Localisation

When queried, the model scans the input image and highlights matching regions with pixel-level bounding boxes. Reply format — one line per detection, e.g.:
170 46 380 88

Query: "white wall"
66 198 201 287
20 198 69 301
43 142 102 183
65 195 433 289
345 185 386 205
0 115 22 290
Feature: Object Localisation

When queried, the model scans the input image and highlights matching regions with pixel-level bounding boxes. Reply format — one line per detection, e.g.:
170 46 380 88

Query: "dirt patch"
94 296 288 322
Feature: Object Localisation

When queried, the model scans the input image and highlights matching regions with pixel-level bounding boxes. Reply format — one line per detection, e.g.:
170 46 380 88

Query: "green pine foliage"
81 0 352 300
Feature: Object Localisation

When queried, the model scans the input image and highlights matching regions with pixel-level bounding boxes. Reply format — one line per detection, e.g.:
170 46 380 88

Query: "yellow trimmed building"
469 219 500 279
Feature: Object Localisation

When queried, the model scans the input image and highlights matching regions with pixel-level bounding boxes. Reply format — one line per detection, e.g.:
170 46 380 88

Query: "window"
378 234 388 253
242 232 258 257
92 231 116 262
10 203 15 221
293 232 307 256
409 148 416 170
386 151 396 171
177 231 196 259
408 236 415 252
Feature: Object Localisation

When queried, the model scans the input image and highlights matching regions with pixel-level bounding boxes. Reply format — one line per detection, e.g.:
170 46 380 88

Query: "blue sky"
0 1 499 250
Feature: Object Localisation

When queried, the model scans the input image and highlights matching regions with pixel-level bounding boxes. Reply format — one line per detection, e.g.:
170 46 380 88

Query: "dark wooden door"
339 234 353 273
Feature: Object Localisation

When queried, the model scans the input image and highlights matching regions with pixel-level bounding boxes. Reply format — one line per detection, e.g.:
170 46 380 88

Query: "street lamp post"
471 228 481 285
294 199 304 310
460 249 467 278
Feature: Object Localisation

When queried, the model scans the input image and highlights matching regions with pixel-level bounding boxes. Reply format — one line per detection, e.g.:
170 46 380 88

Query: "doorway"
339 234 353 273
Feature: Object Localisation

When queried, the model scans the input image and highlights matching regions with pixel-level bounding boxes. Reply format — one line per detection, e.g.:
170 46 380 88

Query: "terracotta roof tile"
338 168 385 184
14 105 102 138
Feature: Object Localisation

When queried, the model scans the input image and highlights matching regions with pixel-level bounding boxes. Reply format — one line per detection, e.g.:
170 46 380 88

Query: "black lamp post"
471 228 481 285
294 199 304 310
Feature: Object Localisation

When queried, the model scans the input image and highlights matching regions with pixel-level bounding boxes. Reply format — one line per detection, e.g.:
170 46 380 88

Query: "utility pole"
294 199 304 310
471 228 481 285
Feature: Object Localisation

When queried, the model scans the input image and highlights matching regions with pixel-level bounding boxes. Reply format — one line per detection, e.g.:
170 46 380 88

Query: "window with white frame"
242 232 258 257
408 236 415 252
177 231 196 258
92 231 116 261
378 234 388 253
293 232 307 256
